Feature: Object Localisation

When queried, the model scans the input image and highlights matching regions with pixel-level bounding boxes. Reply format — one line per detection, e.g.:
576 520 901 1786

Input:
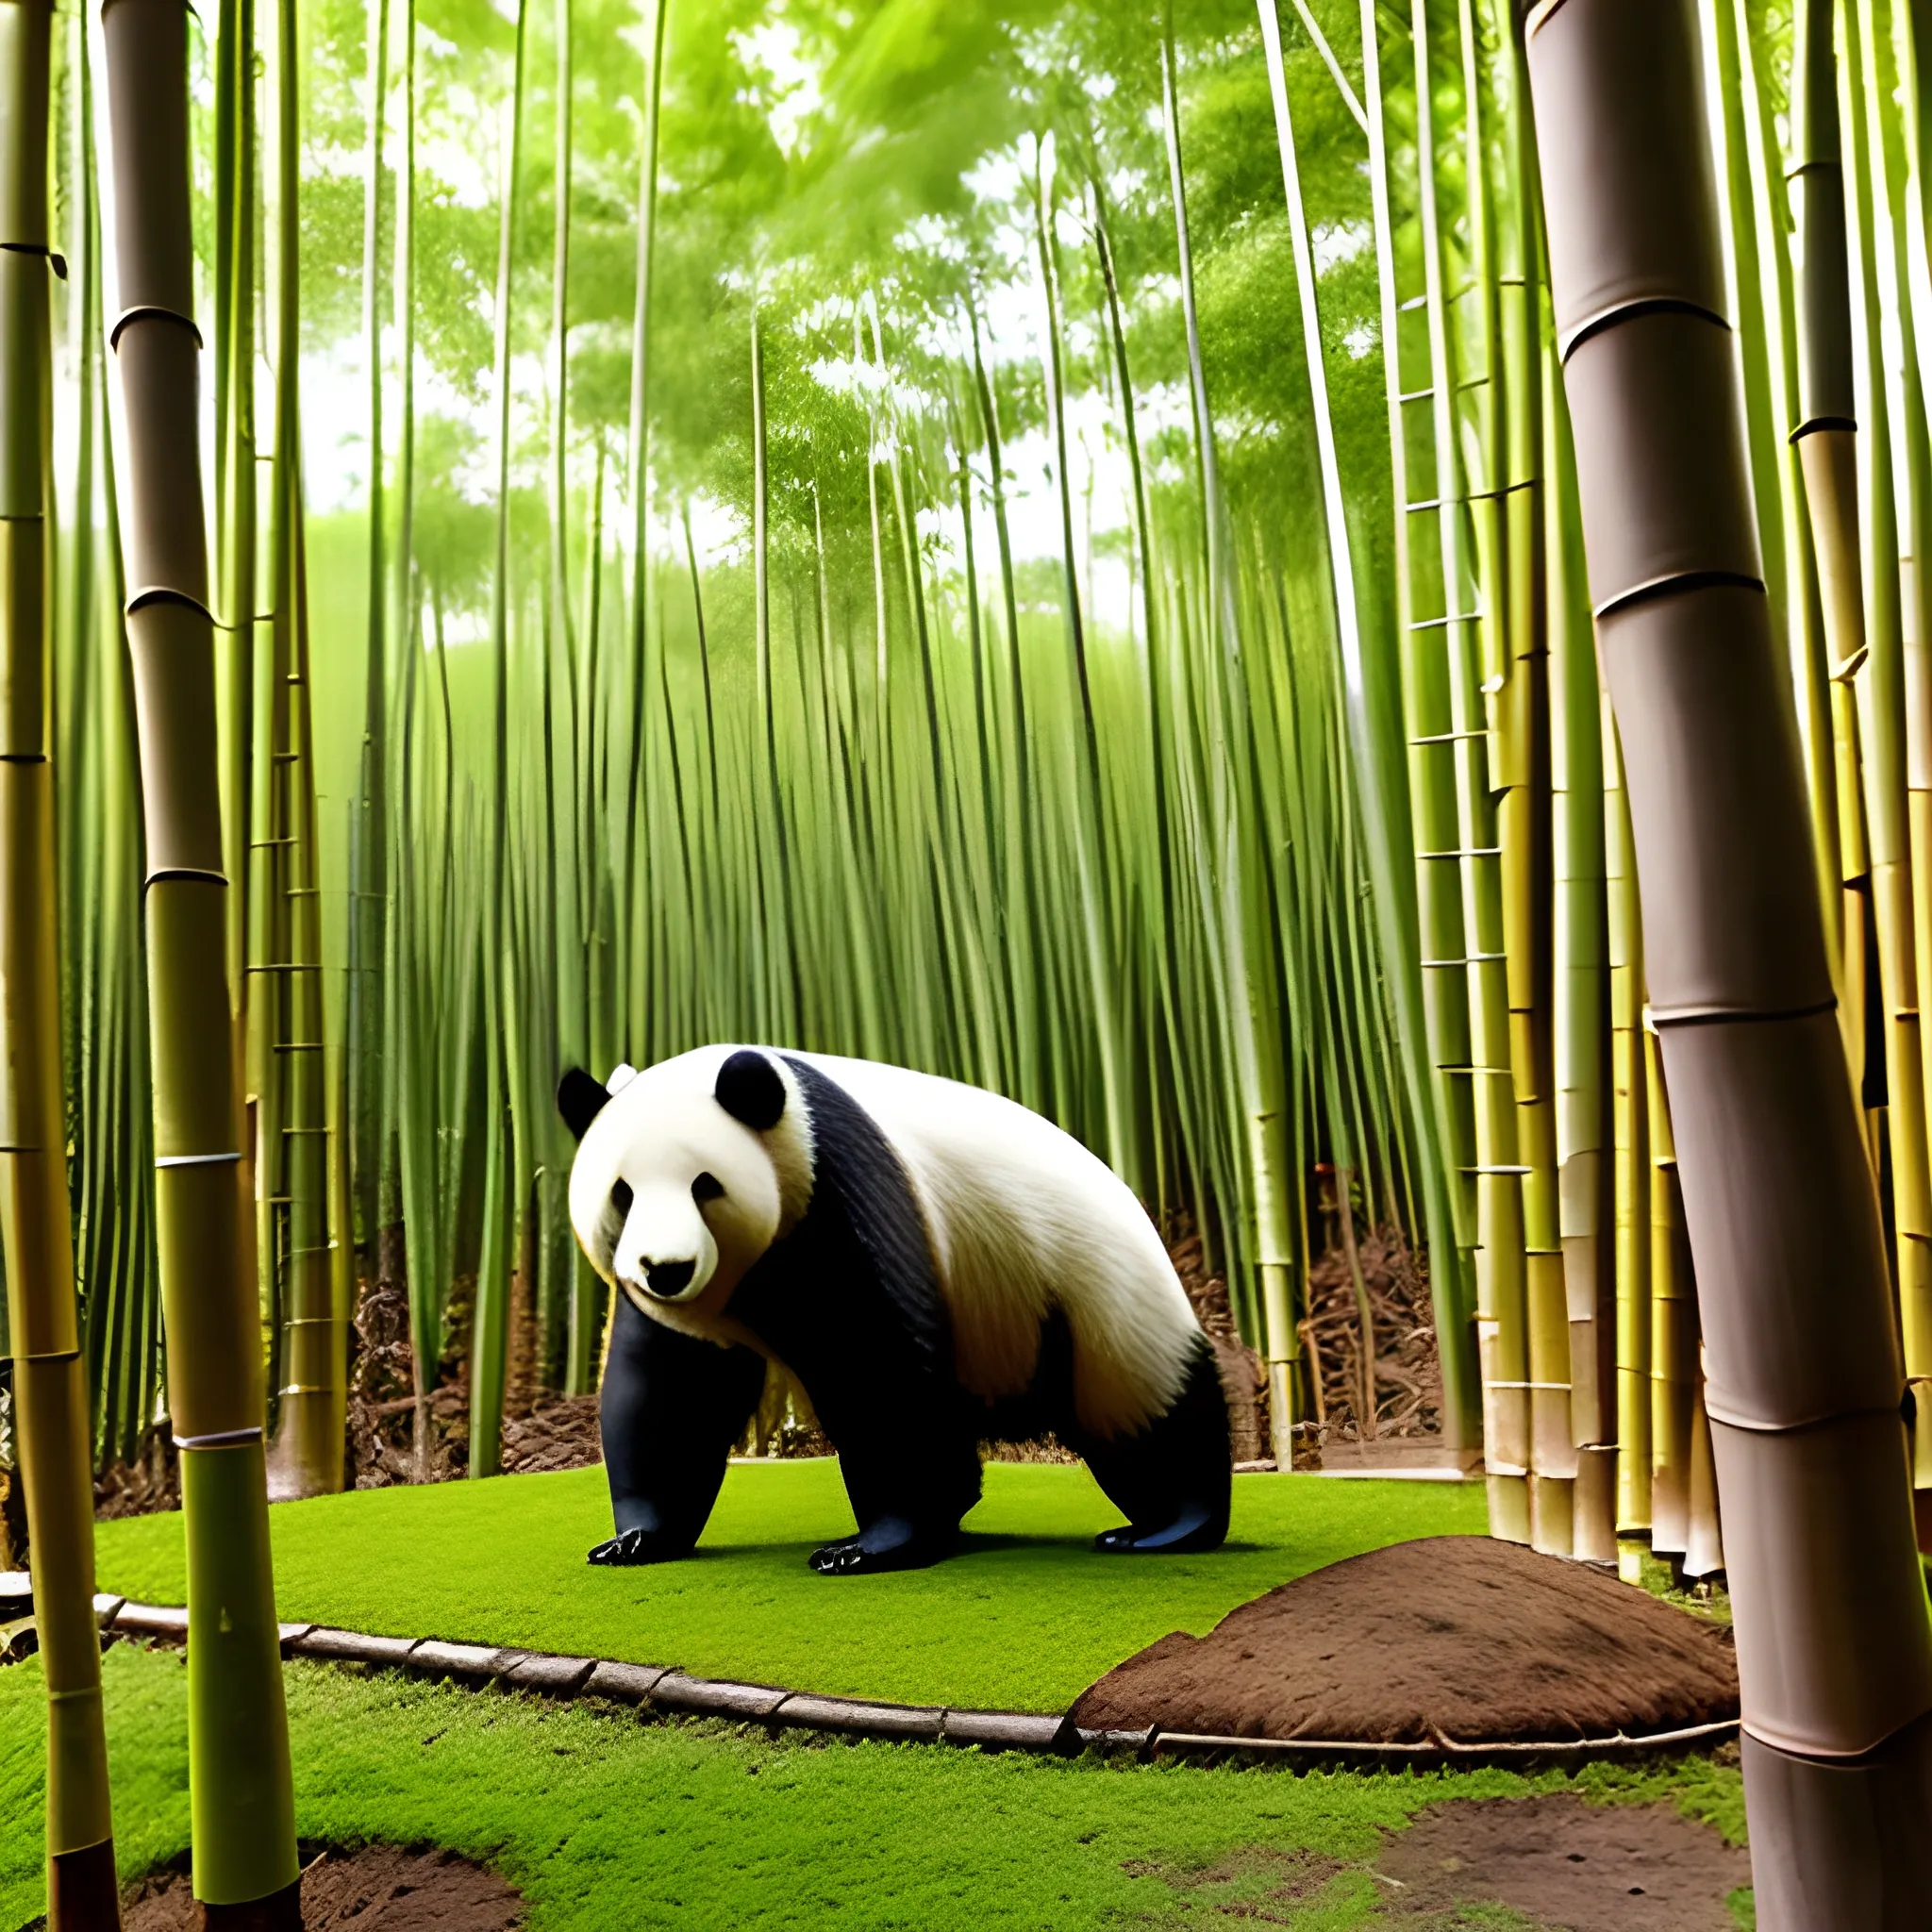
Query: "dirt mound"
124 1844 523 1929
1070 1536 1738 1744
1377 1793 1750 1929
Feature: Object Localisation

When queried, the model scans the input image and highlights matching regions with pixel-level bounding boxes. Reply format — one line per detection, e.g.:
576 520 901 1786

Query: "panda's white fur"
567 1044 1201 1441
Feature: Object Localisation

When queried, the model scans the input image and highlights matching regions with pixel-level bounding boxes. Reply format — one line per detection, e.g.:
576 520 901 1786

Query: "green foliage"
56 0 1457 1451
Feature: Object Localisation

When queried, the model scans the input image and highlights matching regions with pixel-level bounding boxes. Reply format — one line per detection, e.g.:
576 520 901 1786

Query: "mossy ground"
1 1643 1748 1932
89 1462 1489 1711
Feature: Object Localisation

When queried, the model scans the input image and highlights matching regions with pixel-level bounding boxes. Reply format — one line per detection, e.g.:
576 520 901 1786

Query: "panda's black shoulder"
743 1057 949 1366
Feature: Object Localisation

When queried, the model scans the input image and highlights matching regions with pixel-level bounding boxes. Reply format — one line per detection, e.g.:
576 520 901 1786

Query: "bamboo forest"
3 0 1931 1925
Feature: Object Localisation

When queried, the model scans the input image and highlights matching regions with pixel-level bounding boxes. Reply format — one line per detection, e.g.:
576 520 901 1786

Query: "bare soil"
1375 1793 1750 1929
123 1845 523 1930
1120 1846 1346 1917
1119 1796 1748 1929
1070 1536 1739 1744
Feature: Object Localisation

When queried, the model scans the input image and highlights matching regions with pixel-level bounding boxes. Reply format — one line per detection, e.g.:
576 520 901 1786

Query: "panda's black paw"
1093 1504 1224 1556
587 1527 690 1566
808 1515 950 1575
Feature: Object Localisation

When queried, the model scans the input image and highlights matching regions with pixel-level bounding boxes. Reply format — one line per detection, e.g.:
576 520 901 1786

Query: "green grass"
92 1464 1490 1711
0 1642 1748 1932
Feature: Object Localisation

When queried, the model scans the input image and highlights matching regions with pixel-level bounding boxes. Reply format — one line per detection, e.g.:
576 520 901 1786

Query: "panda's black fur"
571 1051 1232 1575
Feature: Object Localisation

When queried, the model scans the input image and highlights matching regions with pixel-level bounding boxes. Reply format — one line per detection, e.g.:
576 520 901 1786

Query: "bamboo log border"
92 1596 1740 1769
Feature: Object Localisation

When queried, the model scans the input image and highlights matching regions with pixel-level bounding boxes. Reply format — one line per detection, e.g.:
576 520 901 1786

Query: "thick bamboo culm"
1526 3 1932 1925
98 0 300 1920
56 0 1932 1587
0 3 121 1923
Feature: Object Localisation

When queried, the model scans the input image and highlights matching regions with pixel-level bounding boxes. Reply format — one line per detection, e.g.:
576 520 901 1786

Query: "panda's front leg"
590 1290 768 1566
803 1410 983 1575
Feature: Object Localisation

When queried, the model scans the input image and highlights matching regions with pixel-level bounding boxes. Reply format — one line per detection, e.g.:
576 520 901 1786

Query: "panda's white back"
783 1051 1202 1441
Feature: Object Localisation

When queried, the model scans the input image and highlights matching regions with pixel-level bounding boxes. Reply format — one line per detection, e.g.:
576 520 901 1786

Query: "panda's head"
558 1047 813 1316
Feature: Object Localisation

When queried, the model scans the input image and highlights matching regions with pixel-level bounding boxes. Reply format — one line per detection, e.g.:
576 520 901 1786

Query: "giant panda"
558 1044 1231 1575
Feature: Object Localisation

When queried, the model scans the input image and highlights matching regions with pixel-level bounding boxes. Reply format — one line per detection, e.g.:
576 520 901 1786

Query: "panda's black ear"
558 1068 610 1141
715 1049 787 1131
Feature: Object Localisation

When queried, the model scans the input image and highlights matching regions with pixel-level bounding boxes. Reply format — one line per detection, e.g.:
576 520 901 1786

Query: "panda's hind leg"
1078 1337 1231 1556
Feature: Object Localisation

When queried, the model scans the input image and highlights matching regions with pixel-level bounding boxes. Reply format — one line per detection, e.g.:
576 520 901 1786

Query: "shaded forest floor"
0 1644 1752 1932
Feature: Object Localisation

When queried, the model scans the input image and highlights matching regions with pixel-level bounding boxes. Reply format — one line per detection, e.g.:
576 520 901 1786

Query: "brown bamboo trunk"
0 9 122 1920
1525 1 1932 1922
100 0 299 1920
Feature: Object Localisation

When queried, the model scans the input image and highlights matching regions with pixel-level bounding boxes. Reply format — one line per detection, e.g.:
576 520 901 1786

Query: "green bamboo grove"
8 0 1932 1614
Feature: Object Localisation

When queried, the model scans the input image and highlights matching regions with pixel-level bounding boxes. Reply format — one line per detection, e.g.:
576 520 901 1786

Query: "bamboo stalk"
1604 691 1651 1548
618 0 669 1073
471 0 528 1480
1481 1 1574 1552
1546 336 1616 1561
211 0 254 1029
1411 0 1528 1540
1527 3 1932 1916
261 0 340 1500
1792 0 1874 1103
0 3 121 1918
1846 0 1932 1492
347 0 391 1280
1362 0 1485 1472
1643 1013 1696 1564
100 0 298 1915
1261 0 1477 1454
1907 0 1932 1505
1731 0 1843 969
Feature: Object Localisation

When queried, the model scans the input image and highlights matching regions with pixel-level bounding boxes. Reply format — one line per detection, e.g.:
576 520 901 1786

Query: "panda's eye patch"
691 1172 724 1205
609 1178 634 1220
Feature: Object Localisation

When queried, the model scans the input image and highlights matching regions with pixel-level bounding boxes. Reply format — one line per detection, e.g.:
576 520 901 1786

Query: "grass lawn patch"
92 1464 1488 1711
0 1644 1748 1932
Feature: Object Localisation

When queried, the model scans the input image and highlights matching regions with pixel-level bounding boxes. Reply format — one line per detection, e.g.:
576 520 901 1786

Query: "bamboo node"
1789 413 1858 445
1558 295 1729 364
108 304 203 351
1591 568 1765 625
125 584 216 625
175 1425 263 1450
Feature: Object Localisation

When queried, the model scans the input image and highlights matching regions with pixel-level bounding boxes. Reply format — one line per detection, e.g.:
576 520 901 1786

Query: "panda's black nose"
644 1258 695 1298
